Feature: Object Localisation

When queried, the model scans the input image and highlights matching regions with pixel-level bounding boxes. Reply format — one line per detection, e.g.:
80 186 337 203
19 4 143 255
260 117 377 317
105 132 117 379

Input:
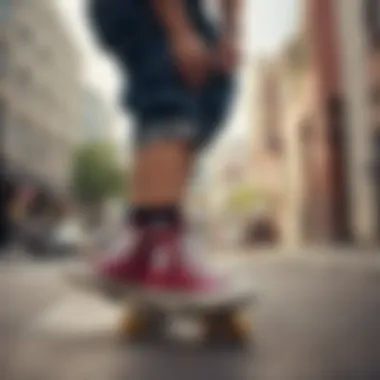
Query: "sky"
56 0 300 149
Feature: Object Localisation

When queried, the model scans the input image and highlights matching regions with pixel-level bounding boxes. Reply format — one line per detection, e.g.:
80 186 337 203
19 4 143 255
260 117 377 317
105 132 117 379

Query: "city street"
1 251 380 380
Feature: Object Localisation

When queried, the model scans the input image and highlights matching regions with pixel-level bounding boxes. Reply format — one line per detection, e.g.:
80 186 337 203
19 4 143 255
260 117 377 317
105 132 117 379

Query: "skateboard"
66 264 256 346
117 297 255 346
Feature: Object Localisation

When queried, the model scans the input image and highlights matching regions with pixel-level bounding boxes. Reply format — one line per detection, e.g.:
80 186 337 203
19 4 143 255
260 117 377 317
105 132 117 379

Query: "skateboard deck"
65 263 256 345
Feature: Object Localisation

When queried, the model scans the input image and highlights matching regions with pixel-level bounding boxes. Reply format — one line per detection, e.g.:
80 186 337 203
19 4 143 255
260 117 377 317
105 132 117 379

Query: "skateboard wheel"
118 309 146 339
118 308 165 342
202 312 251 344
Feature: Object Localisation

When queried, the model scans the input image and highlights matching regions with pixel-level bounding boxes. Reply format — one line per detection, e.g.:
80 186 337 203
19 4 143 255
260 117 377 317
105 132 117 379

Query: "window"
14 66 32 91
264 128 283 154
370 85 380 106
17 118 30 152
31 125 47 164
365 0 380 46
300 119 315 145
11 118 43 165
0 98 5 150
0 40 7 77
39 45 52 63
0 0 11 22
18 25 32 44
9 117 28 159
35 84 51 106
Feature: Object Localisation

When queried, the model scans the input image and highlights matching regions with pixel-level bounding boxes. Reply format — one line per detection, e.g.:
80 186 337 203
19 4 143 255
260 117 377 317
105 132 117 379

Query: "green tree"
71 142 125 206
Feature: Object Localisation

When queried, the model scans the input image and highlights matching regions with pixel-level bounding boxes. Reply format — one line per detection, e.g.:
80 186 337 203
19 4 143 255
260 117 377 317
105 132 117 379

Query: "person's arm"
213 0 242 73
150 0 194 39
150 0 210 89
221 0 242 37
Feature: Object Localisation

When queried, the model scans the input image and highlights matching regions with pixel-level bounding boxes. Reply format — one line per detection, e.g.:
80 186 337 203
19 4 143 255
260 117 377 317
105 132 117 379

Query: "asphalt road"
1 252 380 380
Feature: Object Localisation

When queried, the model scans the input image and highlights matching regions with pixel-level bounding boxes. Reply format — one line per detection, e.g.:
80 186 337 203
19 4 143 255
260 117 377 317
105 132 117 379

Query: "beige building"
82 86 126 164
2 0 82 198
279 41 327 247
250 58 288 245
332 0 377 244
251 36 326 248
285 0 379 246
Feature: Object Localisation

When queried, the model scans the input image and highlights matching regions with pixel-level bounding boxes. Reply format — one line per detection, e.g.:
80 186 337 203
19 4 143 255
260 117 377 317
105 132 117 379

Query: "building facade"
82 87 111 142
2 0 82 212
365 0 380 240
304 0 380 245
250 57 295 246
304 0 348 243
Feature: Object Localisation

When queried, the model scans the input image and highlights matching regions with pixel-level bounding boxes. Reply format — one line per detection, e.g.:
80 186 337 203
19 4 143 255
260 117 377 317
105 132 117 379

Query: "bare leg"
130 139 193 207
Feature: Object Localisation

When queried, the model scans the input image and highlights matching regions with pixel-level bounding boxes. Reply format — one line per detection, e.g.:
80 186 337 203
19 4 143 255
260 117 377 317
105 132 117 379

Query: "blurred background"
0 0 379 257
0 1 380 379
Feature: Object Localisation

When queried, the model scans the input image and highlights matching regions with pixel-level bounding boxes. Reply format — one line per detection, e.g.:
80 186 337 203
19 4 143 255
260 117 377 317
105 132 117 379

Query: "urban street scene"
1 0 380 379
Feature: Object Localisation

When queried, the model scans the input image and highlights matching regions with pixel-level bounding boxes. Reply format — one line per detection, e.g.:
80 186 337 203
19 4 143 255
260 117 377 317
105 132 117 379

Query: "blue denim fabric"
88 0 235 150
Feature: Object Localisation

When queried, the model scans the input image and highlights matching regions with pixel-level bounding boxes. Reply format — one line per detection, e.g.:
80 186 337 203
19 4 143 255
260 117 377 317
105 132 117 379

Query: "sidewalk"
7 248 380 380
16 246 380 342
30 292 121 340
215 245 380 265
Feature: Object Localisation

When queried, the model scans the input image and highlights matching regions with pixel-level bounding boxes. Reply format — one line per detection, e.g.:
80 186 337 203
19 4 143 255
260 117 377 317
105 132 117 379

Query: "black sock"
128 205 180 228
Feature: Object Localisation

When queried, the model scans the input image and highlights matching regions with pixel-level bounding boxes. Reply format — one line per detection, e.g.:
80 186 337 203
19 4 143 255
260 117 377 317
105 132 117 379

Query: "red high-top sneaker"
92 226 152 286
67 226 154 298
140 227 233 307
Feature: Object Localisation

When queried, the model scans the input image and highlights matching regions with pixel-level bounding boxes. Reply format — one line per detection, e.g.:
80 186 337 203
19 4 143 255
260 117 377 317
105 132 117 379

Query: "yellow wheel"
118 308 166 342
118 308 147 340
202 311 251 344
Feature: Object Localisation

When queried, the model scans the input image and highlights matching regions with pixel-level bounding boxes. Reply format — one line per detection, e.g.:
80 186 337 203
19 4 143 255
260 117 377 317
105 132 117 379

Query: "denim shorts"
133 72 235 151
89 0 235 150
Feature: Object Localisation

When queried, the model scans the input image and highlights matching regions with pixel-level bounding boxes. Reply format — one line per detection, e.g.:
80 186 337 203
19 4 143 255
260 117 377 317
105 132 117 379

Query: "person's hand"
213 34 240 74
169 30 211 89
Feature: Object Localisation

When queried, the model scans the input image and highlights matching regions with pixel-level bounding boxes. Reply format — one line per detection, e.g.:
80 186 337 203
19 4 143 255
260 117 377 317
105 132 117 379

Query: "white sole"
65 264 256 313
64 264 136 300
128 279 256 313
